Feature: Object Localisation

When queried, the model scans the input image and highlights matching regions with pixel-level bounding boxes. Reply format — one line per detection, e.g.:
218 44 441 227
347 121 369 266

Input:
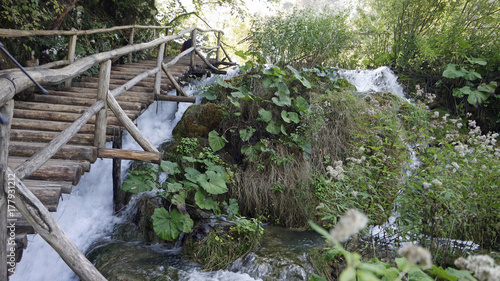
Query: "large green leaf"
466 56 487 66
272 91 292 107
467 89 489 106
294 96 310 113
197 170 228 195
208 130 227 152
184 167 201 183
442 64 467 79
239 126 256 141
257 108 273 123
160 161 180 174
287 65 312 88
281 110 300 123
463 70 482 81
266 120 282 135
195 189 219 212
152 208 193 241
121 174 157 193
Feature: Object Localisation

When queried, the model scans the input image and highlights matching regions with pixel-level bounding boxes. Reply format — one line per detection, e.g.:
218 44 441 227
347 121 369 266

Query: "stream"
11 66 406 281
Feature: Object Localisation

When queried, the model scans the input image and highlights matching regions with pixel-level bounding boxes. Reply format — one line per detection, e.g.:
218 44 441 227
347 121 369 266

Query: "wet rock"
228 225 324 281
86 240 199 281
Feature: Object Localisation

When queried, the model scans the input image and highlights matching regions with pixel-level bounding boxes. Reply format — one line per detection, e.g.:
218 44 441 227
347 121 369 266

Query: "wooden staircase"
7 55 199 263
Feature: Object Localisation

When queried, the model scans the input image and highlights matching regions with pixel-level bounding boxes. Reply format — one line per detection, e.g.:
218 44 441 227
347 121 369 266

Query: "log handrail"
0 26 227 106
0 25 171 37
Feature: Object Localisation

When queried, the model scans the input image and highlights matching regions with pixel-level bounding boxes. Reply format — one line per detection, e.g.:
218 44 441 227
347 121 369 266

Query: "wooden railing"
0 25 232 280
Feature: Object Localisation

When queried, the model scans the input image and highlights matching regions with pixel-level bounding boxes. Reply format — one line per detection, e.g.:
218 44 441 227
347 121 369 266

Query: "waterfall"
338 66 406 99
11 69 240 281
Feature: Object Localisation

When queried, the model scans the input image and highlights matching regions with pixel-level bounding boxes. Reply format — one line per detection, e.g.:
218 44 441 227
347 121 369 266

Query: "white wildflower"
452 162 460 170
422 182 431 189
329 209 368 242
398 244 432 269
431 111 440 119
431 179 442 186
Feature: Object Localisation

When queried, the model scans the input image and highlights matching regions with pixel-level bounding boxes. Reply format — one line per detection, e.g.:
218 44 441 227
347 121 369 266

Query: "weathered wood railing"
0 25 232 280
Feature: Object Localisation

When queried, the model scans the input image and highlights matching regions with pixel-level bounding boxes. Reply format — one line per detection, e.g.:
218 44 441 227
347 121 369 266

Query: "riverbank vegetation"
1 0 499 279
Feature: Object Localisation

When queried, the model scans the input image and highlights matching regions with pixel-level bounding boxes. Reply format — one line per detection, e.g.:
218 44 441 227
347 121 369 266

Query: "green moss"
184 218 263 270
172 103 224 139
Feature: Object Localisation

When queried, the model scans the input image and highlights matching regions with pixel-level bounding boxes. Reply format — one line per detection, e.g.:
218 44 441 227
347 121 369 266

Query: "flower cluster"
326 160 345 181
455 255 500 281
397 244 433 269
329 209 368 242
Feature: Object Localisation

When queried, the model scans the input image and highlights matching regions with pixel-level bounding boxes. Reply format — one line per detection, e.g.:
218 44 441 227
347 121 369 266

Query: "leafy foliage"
247 7 352 68
121 147 235 241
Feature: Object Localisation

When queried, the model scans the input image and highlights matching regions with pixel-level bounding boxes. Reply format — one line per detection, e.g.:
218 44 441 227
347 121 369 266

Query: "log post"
94 60 111 148
65 34 78 87
0 100 13 279
154 43 165 96
216 31 222 63
190 29 197 70
112 130 122 213
6 168 107 281
161 63 188 97
106 91 159 153
164 28 170 57
128 27 135 63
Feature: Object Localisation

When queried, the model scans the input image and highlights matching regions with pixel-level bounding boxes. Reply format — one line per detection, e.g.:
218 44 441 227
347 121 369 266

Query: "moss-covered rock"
172 103 224 138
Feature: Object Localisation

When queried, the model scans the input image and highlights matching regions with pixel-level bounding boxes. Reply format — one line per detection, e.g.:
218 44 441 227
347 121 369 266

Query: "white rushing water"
11 69 242 281
338 66 406 99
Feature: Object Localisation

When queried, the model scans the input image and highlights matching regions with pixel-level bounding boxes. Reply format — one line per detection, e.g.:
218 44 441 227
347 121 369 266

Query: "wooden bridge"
0 25 234 280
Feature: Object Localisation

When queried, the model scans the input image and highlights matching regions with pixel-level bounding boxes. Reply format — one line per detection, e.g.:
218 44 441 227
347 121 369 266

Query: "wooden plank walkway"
8 55 207 263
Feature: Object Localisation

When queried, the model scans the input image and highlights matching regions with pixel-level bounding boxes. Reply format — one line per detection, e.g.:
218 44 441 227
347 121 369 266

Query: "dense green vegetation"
2 0 499 278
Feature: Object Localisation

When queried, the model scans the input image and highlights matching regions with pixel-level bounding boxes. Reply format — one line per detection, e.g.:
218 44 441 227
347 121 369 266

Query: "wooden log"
10 118 122 136
9 141 97 163
106 91 159 153
14 101 89 114
13 109 129 126
22 179 73 194
162 64 188 96
0 25 172 37
5 168 108 281
154 43 166 96
8 157 91 173
10 129 102 146
95 60 111 148
112 134 122 213
155 94 196 103
8 160 83 185
7 186 61 212
98 148 161 164
48 89 153 104
33 94 143 111
0 100 13 280
15 101 139 119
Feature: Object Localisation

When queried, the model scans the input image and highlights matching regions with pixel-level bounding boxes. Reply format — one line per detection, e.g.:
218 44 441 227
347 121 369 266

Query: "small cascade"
338 66 406 99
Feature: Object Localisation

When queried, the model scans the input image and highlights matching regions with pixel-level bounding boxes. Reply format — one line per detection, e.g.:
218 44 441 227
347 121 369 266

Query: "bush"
247 7 352 69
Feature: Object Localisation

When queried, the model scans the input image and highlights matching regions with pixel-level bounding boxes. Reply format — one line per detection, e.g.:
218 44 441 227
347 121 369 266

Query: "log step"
9 129 105 146
11 118 122 135
9 141 98 163
32 94 143 111
13 108 136 126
